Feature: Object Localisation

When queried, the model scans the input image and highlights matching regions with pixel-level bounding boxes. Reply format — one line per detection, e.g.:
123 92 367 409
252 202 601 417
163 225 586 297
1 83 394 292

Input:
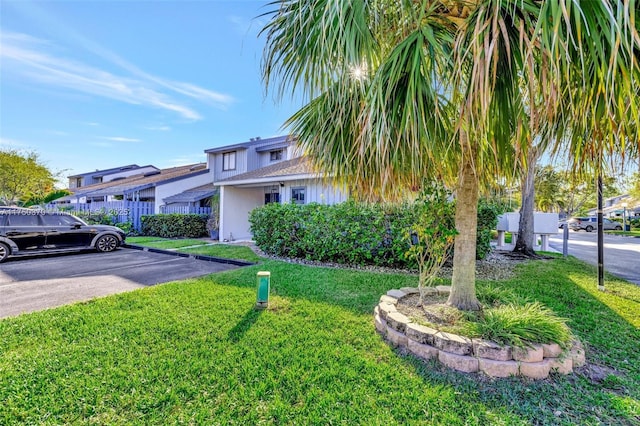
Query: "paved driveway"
0 248 242 319
549 231 640 285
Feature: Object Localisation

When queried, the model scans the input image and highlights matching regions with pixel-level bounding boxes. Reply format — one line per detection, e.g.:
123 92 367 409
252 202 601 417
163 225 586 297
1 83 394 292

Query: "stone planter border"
374 287 585 379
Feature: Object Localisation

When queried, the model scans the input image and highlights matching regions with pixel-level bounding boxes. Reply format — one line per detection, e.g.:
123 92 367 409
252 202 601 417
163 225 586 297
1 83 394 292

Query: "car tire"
0 242 9 263
585 225 594 232
615 225 622 231
95 234 119 252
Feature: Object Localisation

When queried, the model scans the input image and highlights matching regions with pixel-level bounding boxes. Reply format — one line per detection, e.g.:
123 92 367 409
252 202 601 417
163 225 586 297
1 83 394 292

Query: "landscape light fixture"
256 271 271 309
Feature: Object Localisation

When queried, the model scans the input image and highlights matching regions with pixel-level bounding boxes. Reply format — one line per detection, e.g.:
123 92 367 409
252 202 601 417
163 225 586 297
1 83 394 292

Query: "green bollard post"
256 271 270 309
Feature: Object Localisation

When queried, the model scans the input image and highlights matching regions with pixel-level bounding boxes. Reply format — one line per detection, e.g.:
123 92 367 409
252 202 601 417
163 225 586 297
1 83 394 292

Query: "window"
222 151 236 171
291 187 306 205
265 193 280 204
7 214 40 226
41 214 80 226
270 150 283 161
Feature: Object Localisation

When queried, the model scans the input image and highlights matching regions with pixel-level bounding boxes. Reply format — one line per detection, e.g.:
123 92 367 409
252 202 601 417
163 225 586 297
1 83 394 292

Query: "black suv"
0 207 126 262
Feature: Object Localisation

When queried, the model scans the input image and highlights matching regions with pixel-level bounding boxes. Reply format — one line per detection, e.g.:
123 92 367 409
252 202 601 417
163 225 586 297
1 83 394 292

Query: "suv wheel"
585 225 594 232
95 234 119 252
0 242 9 262
615 225 622 231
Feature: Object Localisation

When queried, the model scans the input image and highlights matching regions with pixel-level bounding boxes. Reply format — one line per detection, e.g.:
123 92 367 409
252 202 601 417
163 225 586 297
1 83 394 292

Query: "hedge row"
140 214 208 238
249 200 499 268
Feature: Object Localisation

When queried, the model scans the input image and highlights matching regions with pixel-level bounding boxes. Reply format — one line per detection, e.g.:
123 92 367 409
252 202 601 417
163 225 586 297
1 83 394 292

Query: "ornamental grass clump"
476 282 525 307
475 302 572 349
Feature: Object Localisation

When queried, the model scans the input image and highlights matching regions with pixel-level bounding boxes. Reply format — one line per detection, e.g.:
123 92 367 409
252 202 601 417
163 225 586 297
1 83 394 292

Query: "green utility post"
256 271 270 309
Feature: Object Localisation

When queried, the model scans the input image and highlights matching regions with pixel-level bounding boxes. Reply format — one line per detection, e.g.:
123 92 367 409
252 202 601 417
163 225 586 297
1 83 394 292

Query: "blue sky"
1 0 301 183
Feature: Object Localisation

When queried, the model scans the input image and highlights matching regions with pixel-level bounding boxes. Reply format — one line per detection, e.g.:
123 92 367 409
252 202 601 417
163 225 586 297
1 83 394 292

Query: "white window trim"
291 186 306 205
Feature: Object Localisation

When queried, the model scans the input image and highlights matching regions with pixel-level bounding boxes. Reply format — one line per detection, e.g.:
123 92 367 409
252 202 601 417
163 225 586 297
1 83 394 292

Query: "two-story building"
60 163 213 213
67 164 159 189
204 135 348 241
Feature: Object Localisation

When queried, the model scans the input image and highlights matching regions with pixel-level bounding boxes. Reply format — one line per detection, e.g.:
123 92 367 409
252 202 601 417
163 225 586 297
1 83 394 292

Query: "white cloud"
100 136 141 143
163 154 206 167
0 29 234 120
144 125 171 132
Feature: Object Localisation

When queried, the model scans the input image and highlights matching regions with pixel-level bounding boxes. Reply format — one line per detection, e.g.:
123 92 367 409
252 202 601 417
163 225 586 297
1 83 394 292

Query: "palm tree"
261 0 639 310
534 165 565 213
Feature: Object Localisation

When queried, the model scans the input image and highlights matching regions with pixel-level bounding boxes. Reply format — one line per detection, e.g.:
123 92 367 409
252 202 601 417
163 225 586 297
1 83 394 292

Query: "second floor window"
222 151 236 171
270 150 283 161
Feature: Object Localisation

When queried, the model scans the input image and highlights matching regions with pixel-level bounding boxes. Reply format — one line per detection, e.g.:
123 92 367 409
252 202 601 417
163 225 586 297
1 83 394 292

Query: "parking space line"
66 256 186 278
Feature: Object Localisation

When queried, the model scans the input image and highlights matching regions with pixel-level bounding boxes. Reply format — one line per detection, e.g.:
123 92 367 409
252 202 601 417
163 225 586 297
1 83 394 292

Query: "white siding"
154 170 214 213
214 149 248 181
279 179 348 205
257 146 291 168
210 139 301 182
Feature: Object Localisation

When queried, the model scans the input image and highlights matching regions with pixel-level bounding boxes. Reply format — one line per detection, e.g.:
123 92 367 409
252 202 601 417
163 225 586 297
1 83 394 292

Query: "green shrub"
114 221 137 236
74 210 116 225
249 199 499 268
473 302 573 348
140 214 207 238
477 200 500 259
250 201 412 267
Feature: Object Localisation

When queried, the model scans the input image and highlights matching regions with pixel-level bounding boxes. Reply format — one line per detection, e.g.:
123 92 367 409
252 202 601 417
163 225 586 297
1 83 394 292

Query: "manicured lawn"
1 257 638 424
126 237 210 249
180 245 261 263
126 237 260 262
125 236 169 244
605 230 640 237
490 231 513 243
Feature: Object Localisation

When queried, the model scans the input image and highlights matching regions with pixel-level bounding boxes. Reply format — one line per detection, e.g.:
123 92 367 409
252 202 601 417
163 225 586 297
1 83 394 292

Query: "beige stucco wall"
219 186 264 241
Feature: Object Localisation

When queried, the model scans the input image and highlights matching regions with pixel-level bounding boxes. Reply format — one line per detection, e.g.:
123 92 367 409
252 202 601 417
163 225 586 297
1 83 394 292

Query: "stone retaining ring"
374 287 584 379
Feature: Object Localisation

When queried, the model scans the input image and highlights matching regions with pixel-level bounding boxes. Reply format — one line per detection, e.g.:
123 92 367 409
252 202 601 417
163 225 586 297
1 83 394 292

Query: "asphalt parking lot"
0 248 242 319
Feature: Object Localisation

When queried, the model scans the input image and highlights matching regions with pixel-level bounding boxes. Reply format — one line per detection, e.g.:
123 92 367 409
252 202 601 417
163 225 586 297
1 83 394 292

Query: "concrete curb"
123 244 255 267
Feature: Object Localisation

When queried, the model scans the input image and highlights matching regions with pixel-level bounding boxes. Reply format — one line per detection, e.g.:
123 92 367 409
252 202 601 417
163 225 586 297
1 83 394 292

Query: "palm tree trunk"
514 146 539 256
448 137 482 311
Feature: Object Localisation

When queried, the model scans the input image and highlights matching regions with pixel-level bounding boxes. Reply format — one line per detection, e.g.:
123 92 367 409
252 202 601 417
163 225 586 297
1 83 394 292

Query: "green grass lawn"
605 230 640 237
180 245 261 263
126 237 211 249
490 231 513 244
1 257 638 424
126 236 260 262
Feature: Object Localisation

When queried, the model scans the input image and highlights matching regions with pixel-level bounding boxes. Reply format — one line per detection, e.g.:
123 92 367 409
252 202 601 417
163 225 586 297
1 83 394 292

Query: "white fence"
48 201 154 231
160 205 211 215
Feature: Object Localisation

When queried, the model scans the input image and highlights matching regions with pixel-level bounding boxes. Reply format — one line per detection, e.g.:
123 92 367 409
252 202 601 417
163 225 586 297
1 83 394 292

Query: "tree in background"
0 149 58 205
261 0 639 310
628 172 640 201
534 165 565 213
513 145 541 257
531 165 621 216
